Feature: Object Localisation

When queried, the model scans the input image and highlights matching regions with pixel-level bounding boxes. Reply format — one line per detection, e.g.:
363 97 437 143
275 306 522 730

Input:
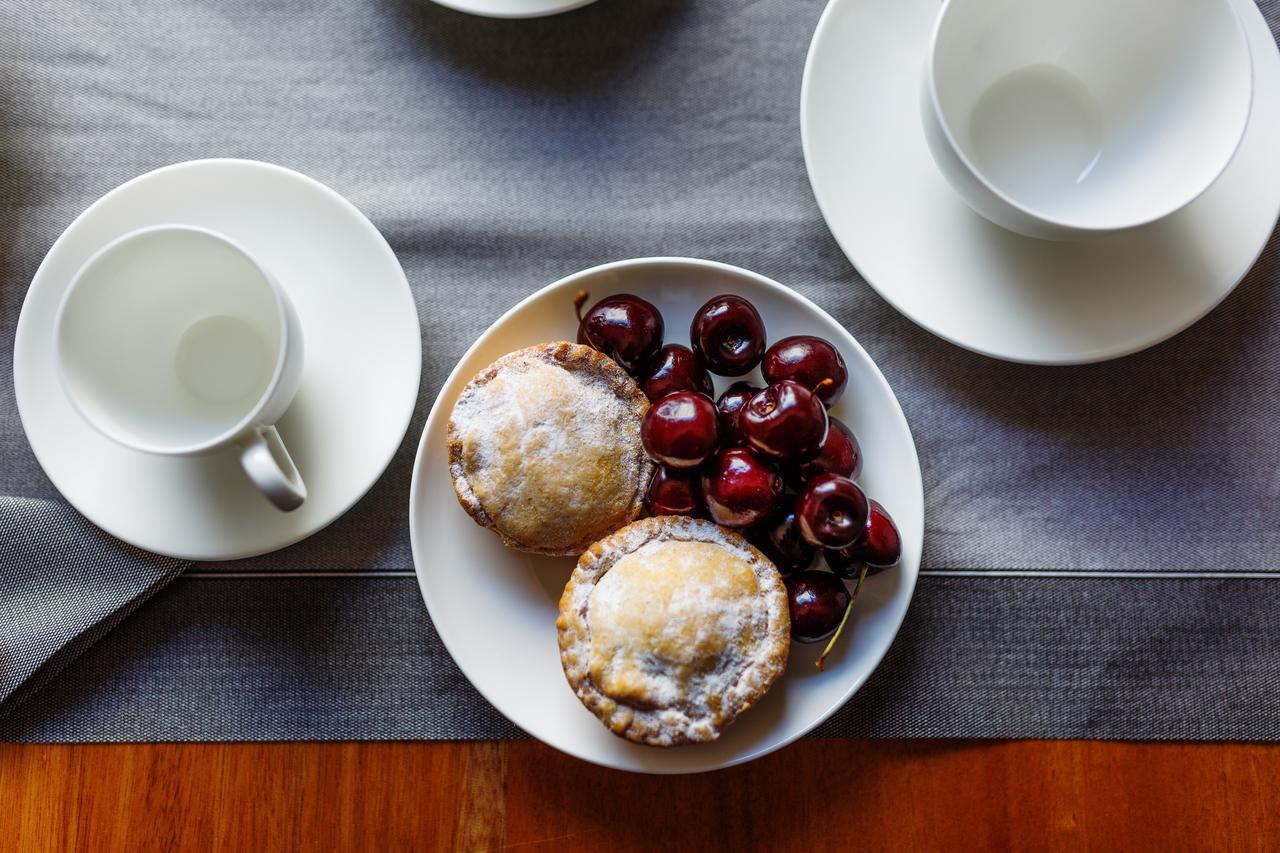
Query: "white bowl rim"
924 0 1255 234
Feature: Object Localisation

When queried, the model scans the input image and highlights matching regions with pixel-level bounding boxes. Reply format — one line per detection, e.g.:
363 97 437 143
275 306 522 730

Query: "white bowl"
409 258 923 773
429 0 597 18
922 0 1253 240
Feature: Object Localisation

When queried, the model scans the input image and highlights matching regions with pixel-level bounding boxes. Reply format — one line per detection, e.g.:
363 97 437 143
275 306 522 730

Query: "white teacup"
921 0 1253 240
55 225 308 511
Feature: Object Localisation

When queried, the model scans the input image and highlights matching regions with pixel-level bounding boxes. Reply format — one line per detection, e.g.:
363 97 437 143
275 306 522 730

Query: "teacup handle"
238 425 307 512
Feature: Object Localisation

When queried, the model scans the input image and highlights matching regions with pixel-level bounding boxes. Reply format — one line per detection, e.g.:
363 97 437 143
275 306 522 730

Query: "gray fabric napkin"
0 497 185 716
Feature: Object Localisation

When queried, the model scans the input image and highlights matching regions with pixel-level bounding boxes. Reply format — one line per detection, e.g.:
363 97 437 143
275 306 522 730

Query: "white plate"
802 0 1280 365
409 258 922 773
430 0 597 18
13 159 422 561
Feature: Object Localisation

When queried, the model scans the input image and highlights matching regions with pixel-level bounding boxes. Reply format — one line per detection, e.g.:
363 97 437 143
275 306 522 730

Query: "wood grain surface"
1 740 1276 851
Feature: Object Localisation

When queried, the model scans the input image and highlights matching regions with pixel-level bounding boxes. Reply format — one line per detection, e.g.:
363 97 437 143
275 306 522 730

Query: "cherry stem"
574 289 590 322
816 563 867 672
812 378 835 397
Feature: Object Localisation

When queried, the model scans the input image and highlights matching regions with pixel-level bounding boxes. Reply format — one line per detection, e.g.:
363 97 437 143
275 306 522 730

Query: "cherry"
784 571 851 643
746 508 815 575
860 500 902 567
715 382 761 448
639 344 713 403
701 447 783 528
789 416 862 487
690 295 766 376
575 291 664 375
824 547 862 580
828 500 901 573
762 336 848 408
641 391 719 470
645 467 705 518
740 380 828 462
795 474 869 549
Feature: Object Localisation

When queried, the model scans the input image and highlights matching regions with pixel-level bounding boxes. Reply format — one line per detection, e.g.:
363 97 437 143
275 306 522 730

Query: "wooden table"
2 740 1276 850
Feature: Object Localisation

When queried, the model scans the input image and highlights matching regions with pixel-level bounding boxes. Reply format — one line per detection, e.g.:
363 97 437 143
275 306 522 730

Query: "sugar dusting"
559 516 790 746
588 540 760 710
449 344 649 552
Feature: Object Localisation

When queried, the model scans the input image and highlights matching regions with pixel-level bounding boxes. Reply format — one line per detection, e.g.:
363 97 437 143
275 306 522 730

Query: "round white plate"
430 0 597 18
13 159 422 561
802 0 1280 365
410 258 922 773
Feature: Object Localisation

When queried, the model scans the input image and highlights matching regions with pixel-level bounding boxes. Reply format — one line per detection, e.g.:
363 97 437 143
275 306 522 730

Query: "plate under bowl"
801 0 1280 364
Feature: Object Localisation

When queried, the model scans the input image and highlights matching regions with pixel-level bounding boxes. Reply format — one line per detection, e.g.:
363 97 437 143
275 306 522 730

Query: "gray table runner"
1 0 1278 742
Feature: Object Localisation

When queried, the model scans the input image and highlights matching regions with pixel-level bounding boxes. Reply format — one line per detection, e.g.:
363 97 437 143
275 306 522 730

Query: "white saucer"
430 0 597 18
13 159 422 561
409 258 922 773
802 0 1280 365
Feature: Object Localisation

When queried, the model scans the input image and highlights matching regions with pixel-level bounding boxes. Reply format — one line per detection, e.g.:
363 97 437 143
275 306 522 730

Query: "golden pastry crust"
557 516 790 747
447 342 652 556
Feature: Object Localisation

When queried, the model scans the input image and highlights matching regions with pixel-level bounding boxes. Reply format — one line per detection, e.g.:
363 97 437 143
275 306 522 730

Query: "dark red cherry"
746 509 815 575
785 571 851 643
701 447 782 528
762 336 848 408
575 291 664 375
690 295 766 376
795 474 869 549
824 547 861 580
641 391 719 470
715 382 761 448
740 380 828 461
789 417 862 487
828 500 901 573
639 344 713 403
860 501 902 567
645 467 705 518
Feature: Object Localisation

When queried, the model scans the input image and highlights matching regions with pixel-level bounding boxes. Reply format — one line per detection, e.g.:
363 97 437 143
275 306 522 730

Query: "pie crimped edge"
447 341 652 556
557 515 791 747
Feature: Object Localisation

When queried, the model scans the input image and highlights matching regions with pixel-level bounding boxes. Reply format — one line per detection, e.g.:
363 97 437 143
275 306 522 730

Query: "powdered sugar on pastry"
557 516 790 747
447 342 652 556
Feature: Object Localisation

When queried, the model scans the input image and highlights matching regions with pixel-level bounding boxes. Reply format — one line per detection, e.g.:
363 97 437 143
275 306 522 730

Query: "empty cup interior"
931 0 1252 229
57 228 284 453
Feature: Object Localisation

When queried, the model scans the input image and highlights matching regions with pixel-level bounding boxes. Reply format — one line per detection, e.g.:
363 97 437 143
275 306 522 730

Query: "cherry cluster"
576 291 901 665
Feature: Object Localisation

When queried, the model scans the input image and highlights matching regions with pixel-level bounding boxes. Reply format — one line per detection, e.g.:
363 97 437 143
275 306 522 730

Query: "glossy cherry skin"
577 293 664 375
740 380 829 462
762 335 848 408
861 500 903 567
827 500 901 575
795 474 869 549
789 417 862 487
646 467 706 518
747 508 815 575
689 295 766 376
639 344 713 403
641 391 719 470
785 571 851 643
715 382 761 448
701 447 783 528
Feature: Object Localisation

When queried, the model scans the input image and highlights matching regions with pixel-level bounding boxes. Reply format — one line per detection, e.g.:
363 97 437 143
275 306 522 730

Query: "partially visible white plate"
801 0 1280 364
409 258 922 773
429 0 597 18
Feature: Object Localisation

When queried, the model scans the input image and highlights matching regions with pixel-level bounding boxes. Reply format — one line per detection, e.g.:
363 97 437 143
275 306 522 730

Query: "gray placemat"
1 0 1278 742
